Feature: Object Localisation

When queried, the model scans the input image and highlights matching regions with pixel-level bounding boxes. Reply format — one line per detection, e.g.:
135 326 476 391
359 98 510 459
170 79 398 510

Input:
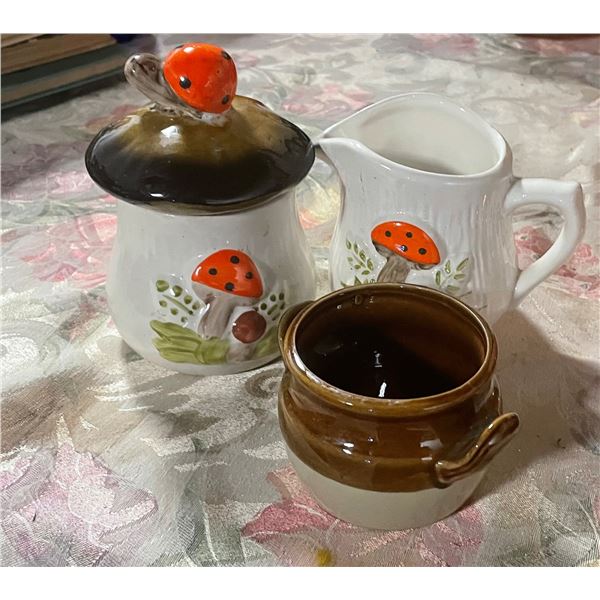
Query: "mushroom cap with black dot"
162 42 237 114
191 249 263 298
371 221 440 265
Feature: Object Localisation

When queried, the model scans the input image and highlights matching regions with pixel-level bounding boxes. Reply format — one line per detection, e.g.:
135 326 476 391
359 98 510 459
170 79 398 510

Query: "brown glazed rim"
281 283 497 418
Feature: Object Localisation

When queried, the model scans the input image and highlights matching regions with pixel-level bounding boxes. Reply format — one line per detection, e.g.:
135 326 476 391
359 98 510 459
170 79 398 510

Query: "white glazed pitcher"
319 93 585 323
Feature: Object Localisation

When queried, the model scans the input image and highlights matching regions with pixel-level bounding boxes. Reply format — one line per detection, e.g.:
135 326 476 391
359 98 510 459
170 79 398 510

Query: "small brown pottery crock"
278 283 519 530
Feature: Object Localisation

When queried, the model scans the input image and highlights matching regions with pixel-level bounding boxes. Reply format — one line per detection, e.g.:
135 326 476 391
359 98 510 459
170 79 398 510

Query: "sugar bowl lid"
85 42 315 212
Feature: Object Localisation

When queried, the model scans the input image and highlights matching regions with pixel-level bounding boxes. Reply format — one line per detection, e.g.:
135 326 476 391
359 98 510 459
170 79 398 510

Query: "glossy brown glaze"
85 95 314 213
278 284 519 493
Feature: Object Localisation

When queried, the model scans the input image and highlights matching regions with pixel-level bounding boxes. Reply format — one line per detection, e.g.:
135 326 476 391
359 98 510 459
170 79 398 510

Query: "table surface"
1 33 599 567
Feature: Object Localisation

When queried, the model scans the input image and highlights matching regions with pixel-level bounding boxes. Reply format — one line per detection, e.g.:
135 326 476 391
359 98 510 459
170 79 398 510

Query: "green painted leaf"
346 240 352 250
367 259 374 271
183 295 193 304
150 321 228 365
162 295 193 315
347 257 354 264
444 261 452 274
172 285 183 297
454 273 466 280
198 338 230 364
362 270 370 275
354 264 361 270
353 242 359 254
354 276 362 285
435 271 442 286
170 308 178 315
159 300 167 307
156 280 169 292
447 285 460 293
154 336 200 353
359 251 366 261
457 258 469 272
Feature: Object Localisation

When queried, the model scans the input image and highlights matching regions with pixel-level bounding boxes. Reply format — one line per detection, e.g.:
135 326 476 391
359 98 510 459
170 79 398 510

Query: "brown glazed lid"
85 42 314 213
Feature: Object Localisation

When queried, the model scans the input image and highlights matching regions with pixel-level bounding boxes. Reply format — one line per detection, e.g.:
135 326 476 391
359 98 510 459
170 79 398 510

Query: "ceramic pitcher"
319 93 586 323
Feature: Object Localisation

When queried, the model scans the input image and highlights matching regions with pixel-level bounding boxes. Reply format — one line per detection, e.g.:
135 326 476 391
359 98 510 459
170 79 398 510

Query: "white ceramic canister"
85 42 316 375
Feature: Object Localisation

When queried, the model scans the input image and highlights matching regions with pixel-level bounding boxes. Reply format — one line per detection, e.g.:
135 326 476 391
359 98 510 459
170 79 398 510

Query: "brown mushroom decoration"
371 221 441 283
232 310 267 344
192 249 264 339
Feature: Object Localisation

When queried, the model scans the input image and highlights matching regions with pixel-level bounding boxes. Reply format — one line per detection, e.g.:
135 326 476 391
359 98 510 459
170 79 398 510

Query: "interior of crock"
295 287 488 400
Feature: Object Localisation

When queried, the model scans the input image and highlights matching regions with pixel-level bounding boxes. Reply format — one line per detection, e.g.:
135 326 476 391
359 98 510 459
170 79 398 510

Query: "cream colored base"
286 445 485 530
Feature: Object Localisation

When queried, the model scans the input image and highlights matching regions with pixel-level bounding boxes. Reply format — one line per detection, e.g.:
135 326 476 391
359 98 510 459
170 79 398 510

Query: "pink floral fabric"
242 467 483 566
514 226 600 299
2 213 116 291
1 34 598 567
1 423 157 566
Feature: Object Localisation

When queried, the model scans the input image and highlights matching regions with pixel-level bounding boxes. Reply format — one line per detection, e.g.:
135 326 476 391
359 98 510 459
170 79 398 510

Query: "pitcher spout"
314 136 371 179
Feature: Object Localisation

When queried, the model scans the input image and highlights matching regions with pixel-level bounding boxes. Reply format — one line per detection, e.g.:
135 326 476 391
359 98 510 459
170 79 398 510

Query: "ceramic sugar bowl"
85 43 316 374
278 284 520 530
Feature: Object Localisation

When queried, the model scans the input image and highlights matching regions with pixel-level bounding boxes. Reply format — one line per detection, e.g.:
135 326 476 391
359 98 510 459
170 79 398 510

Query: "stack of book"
1 34 137 116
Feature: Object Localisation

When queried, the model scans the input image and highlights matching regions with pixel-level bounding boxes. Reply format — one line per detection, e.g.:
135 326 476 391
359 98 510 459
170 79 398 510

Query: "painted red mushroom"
371 221 441 283
192 249 264 339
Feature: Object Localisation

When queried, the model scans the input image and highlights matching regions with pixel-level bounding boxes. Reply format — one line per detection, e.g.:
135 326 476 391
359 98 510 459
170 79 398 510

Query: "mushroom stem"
227 342 255 363
376 254 412 283
198 292 239 339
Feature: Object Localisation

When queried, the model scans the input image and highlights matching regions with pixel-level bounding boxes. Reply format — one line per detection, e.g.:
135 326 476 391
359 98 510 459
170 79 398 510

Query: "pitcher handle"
504 178 585 306
434 413 520 488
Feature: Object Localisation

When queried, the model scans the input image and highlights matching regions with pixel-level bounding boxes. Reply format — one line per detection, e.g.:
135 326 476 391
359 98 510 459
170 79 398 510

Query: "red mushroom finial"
371 221 440 283
191 249 263 339
163 43 237 114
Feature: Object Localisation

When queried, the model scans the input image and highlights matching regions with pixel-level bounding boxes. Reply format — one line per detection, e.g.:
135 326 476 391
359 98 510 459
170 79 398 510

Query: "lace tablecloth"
1 34 599 567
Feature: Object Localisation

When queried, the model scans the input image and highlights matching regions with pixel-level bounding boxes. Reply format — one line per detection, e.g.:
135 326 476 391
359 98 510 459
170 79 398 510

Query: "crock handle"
434 413 520 488
277 301 313 353
504 178 585 307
